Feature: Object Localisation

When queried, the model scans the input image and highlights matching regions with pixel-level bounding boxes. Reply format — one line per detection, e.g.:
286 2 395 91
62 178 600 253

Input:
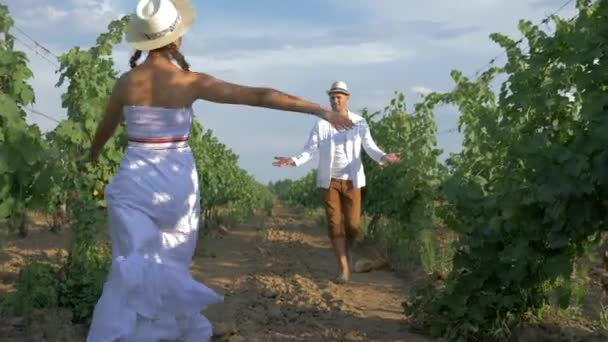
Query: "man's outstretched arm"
273 122 321 167
360 120 401 165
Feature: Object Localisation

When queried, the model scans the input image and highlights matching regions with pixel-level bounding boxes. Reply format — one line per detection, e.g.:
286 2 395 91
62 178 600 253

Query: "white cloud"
69 0 126 32
13 6 68 29
12 0 127 33
335 0 578 56
340 0 575 27
412 86 434 97
42 5 68 22
184 42 411 73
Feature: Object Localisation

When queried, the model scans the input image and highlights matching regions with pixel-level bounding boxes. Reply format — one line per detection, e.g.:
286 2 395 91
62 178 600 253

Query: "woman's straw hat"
125 0 195 51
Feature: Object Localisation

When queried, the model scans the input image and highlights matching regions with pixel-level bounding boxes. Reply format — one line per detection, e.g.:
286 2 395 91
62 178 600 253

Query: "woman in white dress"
85 0 353 341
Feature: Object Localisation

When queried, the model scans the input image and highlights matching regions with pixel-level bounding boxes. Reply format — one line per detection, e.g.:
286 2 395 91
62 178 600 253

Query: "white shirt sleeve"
291 121 321 166
359 119 386 164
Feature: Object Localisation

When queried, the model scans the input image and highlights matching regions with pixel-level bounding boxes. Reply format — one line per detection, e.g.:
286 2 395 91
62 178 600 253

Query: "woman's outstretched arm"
191 72 354 130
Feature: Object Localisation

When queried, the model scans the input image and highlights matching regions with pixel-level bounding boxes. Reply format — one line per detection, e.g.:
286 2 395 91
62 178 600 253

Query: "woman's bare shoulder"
106 71 130 97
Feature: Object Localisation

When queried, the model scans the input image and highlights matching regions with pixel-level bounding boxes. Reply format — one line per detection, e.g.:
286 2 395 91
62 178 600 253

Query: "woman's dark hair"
130 50 142 69
166 43 190 71
129 42 190 71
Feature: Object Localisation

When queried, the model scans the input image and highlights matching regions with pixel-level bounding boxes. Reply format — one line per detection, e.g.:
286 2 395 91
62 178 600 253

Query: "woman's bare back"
121 60 199 109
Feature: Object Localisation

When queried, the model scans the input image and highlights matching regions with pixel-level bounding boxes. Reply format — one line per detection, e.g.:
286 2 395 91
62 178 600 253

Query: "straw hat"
125 0 195 51
326 81 350 96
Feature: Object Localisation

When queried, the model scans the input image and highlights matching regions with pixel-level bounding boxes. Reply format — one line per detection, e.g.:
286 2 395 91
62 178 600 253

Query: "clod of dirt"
353 257 388 273
295 303 308 313
213 322 237 337
510 327 554 342
218 225 230 235
6 317 25 327
227 335 246 342
261 287 278 298
344 330 365 341
267 305 283 320
286 309 299 321
255 246 269 255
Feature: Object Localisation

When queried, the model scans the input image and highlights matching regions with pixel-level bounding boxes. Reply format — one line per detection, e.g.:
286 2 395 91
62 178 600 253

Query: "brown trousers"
320 179 361 241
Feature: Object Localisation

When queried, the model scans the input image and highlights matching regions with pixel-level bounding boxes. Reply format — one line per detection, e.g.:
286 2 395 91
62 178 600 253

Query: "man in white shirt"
273 81 400 283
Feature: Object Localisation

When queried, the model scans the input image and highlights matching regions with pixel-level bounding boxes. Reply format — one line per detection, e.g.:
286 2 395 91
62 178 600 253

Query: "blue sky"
4 0 577 183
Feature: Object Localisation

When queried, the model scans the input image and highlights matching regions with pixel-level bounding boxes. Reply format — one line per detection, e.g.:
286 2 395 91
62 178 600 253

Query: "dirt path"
0 204 433 341
4 205 605 341
194 203 432 342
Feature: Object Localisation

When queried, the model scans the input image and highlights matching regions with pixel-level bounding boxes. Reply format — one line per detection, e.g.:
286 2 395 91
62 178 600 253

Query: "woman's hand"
312 108 354 130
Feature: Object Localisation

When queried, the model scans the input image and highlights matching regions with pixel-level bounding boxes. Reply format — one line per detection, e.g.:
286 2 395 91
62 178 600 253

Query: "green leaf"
0 196 15 217
550 285 572 309
543 254 573 278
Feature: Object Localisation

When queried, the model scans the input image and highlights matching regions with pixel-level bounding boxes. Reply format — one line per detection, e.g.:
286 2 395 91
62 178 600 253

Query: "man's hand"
381 153 401 164
273 156 296 167
313 108 354 130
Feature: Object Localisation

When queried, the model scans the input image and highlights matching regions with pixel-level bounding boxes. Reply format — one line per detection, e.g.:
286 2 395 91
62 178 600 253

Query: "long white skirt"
86 146 223 342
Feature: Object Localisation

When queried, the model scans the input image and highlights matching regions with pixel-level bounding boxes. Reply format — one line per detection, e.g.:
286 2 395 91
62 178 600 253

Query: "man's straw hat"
326 81 351 96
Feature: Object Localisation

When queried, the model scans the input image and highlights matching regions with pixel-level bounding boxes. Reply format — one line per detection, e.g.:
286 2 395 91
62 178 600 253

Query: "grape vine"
360 92 443 244
411 1 608 340
0 4 56 236
190 120 273 228
270 170 319 209
49 16 130 208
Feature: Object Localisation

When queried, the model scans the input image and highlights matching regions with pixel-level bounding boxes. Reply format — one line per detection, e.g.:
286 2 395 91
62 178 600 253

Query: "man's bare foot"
335 271 350 284
347 249 354 271
346 238 356 270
